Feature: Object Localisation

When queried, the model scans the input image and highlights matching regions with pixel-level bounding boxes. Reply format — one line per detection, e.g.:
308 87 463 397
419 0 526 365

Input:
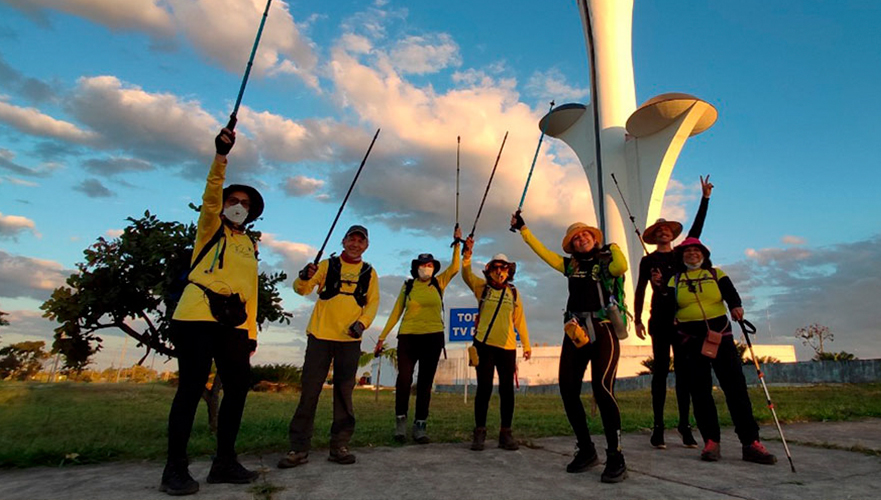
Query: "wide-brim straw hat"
562 223 603 254
223 184 264 224
643 218 683 244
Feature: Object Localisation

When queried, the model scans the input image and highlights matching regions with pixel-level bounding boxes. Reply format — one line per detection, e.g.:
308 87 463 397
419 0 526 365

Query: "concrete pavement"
4 420 881 499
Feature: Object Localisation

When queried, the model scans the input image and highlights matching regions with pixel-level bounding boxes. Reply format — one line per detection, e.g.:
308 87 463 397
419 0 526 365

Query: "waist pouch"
468 343 480 367
564 311 597 347
193 283 248 327
701 330 724 359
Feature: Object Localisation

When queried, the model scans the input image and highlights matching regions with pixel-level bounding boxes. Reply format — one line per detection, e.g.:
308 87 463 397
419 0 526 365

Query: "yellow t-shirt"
667 268 729 322
294 257 380 342
378 245 460 340
172 158 258 339
461 257 531 352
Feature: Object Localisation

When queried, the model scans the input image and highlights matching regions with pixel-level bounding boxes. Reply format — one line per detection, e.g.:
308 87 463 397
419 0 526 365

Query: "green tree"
40 210 292 372
0 310 8 326
814 351 856 361
0 341 50 380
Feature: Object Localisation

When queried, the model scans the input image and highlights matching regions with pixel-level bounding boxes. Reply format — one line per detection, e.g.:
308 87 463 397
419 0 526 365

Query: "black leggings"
678 317 760 445
649 315 692 428
167 321 252 462
558 319 621 451
395 332 444 420
473 342 516 428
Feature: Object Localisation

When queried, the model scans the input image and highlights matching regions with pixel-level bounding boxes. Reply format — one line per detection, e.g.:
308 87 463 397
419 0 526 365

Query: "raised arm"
519 226 565 274
437 226 462 289
687 175 713 239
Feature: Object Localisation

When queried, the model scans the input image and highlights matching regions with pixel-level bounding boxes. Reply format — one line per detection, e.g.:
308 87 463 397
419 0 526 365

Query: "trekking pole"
469 131 509 239
375 352 382 402
313 129 381 265
609 173 649 255
226 0 273 131
451 136 464 247
510 101 555 232
738 319 796 473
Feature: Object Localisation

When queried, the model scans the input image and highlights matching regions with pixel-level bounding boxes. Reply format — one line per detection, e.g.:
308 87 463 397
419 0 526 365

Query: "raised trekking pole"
313 129 381 265
510 101 554 232
469 131 509 239
226 0 273 131
451 135 464 247
738 319 796 473
609 172 649 255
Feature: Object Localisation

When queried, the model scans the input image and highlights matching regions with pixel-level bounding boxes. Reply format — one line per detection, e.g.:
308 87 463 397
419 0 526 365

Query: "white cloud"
2 0 174 37
260 233 315 272
389 34 461 75
525 68 589 103
0 213 38 239
0 100 97 143
782 235 806 245
659 178 698 223
282 175 325 197
106 229 124 238
0 251 70 300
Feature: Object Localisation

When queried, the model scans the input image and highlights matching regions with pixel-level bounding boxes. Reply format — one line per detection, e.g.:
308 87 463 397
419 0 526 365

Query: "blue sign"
449 308 478 342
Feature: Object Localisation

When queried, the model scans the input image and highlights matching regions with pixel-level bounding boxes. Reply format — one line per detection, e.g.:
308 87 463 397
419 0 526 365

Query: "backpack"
403 277 443 301
318 255 373 307
164 225 225 318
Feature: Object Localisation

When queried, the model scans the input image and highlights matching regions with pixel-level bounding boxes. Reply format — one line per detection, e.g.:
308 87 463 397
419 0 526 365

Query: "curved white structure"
542 0 717 342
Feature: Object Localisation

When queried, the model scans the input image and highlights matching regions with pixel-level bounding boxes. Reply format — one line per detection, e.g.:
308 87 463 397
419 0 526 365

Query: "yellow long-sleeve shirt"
294 257 380 342
461 256 531 352
378 245 460 340
520 227 627 277
172 157 259 339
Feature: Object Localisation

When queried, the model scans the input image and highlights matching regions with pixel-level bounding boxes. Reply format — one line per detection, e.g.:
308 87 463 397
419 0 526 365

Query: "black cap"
345 225 369 239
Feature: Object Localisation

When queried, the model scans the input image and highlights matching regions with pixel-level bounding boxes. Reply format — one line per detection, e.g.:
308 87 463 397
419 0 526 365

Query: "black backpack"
164 225 224 318
318 255 373 307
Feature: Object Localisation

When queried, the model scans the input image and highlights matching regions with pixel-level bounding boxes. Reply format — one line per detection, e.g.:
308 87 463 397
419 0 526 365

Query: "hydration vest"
318 256 373 307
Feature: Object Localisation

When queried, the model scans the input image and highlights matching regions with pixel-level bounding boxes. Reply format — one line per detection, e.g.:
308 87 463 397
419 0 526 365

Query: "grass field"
2 381 880 468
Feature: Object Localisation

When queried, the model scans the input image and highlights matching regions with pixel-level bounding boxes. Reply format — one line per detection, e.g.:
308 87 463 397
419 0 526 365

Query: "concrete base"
5 420 881 499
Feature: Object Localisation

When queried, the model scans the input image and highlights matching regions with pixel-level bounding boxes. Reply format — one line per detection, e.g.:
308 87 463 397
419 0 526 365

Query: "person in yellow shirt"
511 213 628 483
163 128 263 496
461 236 531 452
374 226 462 444
277 225 380 469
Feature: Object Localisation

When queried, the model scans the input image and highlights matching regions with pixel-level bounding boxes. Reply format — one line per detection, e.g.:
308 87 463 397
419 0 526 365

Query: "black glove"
215 128 235 156
347 321 365 339
598 244 612 261
298 263 316 281
511 211 525 231
248 339 257 353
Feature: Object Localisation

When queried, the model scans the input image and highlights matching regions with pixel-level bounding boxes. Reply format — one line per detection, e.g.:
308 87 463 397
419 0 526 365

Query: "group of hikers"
159 128 777 496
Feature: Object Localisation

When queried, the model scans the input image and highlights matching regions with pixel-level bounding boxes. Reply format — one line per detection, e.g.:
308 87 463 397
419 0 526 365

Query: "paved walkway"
4 420 881 500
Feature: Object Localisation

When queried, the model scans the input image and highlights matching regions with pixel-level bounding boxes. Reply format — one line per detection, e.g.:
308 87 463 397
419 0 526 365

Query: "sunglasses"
226 196 251 210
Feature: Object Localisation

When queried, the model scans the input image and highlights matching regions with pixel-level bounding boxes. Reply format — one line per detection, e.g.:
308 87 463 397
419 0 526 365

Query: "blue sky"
0 0 879 370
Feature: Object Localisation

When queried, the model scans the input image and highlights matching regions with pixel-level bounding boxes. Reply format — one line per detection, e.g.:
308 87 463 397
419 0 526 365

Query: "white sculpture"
540 0 717 341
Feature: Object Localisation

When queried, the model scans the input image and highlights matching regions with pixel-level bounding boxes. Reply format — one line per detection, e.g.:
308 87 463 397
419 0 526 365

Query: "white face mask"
417 265 434 280
223 204 248 225
685 259 704 270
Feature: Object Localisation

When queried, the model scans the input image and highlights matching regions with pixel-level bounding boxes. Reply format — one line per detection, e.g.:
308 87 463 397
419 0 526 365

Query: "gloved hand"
347 321 366 339
598 244 612 261
510 211 525 231
299 263 317 281
215 128 236 156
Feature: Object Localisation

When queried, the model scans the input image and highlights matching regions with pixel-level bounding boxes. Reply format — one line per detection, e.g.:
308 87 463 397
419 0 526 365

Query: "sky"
0 0 879 372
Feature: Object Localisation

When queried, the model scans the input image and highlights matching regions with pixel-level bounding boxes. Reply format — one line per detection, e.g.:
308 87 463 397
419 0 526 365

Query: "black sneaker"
328 446 356 465
566 442 600 473
160 459 199 496
470 427 487 451
678 424 699 448
742 440 777 465
650 425 666 449
206 457 259 484
601 450 628 483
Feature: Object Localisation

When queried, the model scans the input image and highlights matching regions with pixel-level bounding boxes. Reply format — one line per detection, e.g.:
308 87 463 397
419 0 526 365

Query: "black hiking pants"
395 332 444 420
167 320 252 462
473 342 516 428
649 314 692 428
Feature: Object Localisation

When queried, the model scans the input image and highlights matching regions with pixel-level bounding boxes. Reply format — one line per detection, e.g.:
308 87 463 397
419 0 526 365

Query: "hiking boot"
650 425 666 449
277 450 309 469
328 446 356 465
600 450 628 483
742 440 777 465
470 427 487 451
394 415 407 443
700 439 721 462
413 420 430 444
160 459 199 496
678 424 699 448
498 427 519 450
566 442 600 473
206 457 259 484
